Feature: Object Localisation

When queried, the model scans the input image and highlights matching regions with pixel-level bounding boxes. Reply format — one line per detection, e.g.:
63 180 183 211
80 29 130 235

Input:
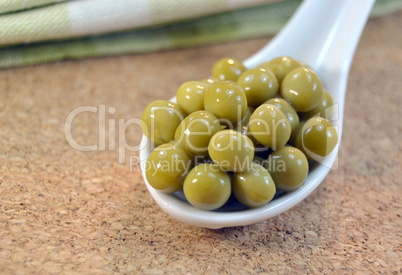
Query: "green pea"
295 117 338 159
208 129 255 172
259 56 303 83
176 81 210 115
141 100 186 146
280 67 324 112
183 163 231 210
175 111 221 156
212 57 247 81
204 80 247 125
145 143 192 193
237 68 279 107
232 162 276 208
265 146 308 191
248 104 291 150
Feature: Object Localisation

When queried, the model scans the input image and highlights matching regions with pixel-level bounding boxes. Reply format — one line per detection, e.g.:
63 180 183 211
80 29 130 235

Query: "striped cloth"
0 0 401 68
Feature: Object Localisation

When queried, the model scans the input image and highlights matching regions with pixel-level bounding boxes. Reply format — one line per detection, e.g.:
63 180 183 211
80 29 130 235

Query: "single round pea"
300 90 334 120
208 129 255 172
295 117 338 159
232 162 276 208
237 68 279 107
183 163 231 210
174 111 221 156
141 100 186 146
145 142 192 193
265 146 308 191
176 81 210 115
248 104 291 150
259 56 303 83
204 80 247 125
212 57 247 81
280 67 324 112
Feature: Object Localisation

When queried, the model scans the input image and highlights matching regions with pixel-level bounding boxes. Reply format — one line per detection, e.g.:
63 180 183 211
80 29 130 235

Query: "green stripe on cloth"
167 0 298 48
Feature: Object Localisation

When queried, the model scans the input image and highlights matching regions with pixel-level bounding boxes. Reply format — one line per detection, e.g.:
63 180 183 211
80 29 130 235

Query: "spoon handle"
244 0 375 74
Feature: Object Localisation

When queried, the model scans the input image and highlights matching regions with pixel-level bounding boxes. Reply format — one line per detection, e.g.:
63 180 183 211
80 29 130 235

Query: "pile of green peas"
141 56 338 211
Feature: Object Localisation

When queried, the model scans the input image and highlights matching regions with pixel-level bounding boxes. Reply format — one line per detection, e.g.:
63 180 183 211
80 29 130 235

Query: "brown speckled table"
0 11 401 274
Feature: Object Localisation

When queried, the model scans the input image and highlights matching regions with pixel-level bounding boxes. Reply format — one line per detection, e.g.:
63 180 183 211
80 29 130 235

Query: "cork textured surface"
1 11 401 274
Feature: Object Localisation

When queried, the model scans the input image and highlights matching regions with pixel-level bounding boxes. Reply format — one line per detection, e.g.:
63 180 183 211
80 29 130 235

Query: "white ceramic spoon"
139 0 375 229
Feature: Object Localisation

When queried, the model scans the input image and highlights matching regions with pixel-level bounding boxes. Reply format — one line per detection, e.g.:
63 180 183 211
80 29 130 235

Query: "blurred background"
1 0 401 69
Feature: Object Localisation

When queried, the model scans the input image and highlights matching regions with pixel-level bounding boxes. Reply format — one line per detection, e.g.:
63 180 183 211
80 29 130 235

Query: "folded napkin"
0 0 401 68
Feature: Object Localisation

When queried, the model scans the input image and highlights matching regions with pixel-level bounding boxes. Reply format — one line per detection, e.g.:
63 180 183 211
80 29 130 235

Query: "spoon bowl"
139 0 375 229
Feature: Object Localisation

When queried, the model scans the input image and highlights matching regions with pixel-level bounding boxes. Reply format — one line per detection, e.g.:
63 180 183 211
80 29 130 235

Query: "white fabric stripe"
68 0 279 38
68 0 151 36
